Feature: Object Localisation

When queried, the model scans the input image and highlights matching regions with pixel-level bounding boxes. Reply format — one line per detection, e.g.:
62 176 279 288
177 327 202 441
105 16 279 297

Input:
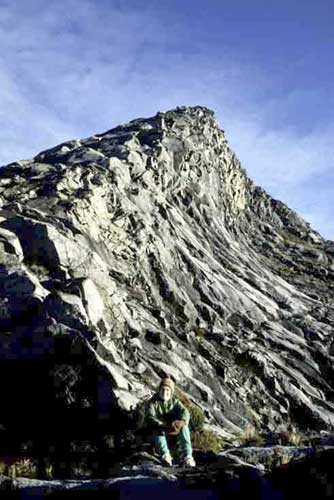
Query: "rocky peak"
0 106 334 450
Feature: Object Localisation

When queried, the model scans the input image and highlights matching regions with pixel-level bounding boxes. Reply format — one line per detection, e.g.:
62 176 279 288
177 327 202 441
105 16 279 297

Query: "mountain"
0 105 334 452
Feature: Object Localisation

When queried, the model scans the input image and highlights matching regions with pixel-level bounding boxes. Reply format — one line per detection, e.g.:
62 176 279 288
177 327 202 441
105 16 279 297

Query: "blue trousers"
153 425 193 458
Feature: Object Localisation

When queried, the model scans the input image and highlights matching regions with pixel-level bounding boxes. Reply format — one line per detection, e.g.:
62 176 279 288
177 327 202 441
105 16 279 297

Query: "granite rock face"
0 106 334 441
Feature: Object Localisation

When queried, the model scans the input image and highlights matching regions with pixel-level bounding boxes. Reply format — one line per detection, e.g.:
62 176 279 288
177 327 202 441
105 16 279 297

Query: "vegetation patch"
26 260 50 278
277 428 304 447
174 387 206 432
173 392 228 453
0 458 38 479
238 425 265 447
191 429 225 453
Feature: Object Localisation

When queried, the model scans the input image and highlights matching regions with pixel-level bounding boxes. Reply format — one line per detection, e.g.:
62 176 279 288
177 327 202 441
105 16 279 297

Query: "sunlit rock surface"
1 105 334 442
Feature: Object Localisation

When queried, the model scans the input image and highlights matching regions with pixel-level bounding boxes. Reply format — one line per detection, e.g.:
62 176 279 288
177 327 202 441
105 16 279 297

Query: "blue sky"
0 0 333 239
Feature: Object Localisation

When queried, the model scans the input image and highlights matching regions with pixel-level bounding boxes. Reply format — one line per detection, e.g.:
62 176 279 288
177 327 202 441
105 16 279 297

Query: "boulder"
0 227 23 261
0 265 48 301
45 291 89 329
80 278 105 326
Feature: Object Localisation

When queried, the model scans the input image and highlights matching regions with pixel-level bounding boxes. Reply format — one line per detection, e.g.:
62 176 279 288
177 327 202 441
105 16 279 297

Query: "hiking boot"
161 452 173 466
183 456 196 467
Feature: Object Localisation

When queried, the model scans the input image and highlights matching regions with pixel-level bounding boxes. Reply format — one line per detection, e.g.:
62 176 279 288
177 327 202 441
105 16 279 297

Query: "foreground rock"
2 448 334 499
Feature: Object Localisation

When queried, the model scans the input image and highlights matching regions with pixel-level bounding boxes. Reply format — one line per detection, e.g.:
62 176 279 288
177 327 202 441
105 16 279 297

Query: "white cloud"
219 108 334 239
225 117 333 186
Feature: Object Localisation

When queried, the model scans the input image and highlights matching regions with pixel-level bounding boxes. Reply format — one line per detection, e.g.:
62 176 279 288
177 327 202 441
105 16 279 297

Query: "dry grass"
173 388 225 453
103 434 115 449
192 430 225 453
272 446 292 467
239 425 265 446
280 453 291 465
278 427 304 446
45 463 54 480
266 447 292 469
0 458 56 479
174 387 206 432
71 462 93 479
192 326 207 338
285 430 303 446
7 458 38 479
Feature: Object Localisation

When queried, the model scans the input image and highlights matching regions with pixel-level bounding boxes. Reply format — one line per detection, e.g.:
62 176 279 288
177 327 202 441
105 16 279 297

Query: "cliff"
1 106 334 449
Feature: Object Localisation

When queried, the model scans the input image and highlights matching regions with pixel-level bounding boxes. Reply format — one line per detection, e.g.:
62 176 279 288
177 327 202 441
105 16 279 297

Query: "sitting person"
145 376 196 467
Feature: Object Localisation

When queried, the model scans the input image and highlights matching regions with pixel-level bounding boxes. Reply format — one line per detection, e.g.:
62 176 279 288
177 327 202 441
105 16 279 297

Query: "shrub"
27 261 49 278
193 326 206 338
8 459 38 479
191 430 225 453
288 429 303 446
103 434 115 449
71 459 93 479
271 446 292 468
239 425 265 446
174 387 205 432
189 404 206 432
45 463 54 480
265 447 291 470
280 452 291 465
278 428 303 446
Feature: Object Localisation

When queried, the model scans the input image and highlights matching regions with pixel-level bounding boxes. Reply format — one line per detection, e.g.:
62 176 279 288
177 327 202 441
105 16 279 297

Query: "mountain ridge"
0 105 334 446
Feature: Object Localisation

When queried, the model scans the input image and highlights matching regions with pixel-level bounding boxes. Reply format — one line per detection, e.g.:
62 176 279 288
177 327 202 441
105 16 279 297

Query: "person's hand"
167 420 186 436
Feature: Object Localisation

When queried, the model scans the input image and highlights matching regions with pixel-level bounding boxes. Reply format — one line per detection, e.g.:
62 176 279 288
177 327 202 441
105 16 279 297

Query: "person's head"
158 377 175 402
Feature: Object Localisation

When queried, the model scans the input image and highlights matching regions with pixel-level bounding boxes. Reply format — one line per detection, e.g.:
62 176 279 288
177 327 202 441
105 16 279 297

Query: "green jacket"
146 394 190 431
